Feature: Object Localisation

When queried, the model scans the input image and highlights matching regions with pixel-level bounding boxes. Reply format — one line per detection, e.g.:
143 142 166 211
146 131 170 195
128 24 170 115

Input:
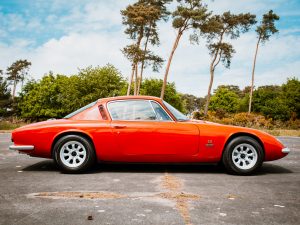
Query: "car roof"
98 95 162 104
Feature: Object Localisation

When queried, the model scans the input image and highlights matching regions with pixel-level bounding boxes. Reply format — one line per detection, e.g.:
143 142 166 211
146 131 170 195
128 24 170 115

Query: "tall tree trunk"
136 59 146 96
137 31 150 95
21 74 25 89
203 33 225 116
204 49 221 116
134 63 138 95
12 77 17 103
133 28 144 96
248 38 260 114
160 30 182 99
127 27 144 96
204 66 215 116
136 67 143 95
127 64 135 96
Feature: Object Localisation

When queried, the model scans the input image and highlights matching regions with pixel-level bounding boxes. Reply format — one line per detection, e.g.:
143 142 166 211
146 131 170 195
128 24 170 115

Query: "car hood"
186 119 274 138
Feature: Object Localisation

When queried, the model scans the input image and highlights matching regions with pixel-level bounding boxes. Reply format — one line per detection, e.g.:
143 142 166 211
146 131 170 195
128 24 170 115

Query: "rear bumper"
9 145 34 151
282 147 290 154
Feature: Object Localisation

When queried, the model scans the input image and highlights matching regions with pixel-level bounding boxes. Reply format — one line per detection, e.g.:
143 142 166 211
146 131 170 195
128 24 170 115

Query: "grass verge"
0 121 25 131
262 129 300 137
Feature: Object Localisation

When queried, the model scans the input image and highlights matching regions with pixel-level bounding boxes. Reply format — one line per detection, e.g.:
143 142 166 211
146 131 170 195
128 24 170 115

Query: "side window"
150 101 172 121
108 100 157 121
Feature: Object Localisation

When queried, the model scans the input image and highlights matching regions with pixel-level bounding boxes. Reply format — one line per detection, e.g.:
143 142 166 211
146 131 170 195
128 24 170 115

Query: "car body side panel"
194 122 286 162
12 120 115 160
197 124 227 162
108 120 200 162
11 96 288 164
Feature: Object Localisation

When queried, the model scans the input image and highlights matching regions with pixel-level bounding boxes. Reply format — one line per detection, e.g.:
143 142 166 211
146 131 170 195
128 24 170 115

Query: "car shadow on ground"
22 160 293 175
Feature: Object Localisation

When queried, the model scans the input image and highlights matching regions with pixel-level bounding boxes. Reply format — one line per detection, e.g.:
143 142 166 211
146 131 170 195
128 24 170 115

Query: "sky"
0 0 300 97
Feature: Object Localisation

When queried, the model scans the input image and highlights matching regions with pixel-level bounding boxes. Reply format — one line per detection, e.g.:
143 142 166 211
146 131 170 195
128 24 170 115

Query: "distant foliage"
252 85 289 120
5 59 298 126
17 66 188 120
209 87 240 113
0 71 11 116
181 94 204 114
18 65 126 120
196 77 300 122
281 78 300 119
207 112 273 129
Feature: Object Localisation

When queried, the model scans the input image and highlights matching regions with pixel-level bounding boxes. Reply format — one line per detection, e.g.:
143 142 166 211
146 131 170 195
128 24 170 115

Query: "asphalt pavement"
0 133 299 225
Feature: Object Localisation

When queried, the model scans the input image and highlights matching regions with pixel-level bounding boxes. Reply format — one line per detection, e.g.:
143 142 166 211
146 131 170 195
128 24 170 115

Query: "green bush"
18 65 126 120
209 87 239 113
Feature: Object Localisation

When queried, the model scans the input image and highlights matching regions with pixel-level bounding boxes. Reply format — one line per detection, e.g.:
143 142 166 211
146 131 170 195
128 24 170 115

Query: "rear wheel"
222 136 264 175
53 135 95 173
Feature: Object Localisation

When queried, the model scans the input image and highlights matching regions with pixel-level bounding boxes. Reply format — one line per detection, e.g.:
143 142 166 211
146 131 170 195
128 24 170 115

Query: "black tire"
222 136 264 175
53 135 96 173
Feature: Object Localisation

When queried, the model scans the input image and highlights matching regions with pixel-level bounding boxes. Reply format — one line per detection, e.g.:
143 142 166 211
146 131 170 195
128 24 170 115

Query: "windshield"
64 101 97 119
163 101 189 121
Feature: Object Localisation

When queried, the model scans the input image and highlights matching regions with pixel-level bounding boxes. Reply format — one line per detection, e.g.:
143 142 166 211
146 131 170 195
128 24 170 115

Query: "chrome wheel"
232 143 258 170
59 141 87 168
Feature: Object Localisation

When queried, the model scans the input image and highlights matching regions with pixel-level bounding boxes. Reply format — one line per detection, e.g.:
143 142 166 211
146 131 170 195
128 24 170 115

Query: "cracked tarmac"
0 133 299 225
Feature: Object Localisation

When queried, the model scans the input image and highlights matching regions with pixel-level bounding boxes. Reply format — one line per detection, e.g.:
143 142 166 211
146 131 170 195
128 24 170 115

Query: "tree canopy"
256 10 280 43
209 87 240 113
206 78 300 121
19 65 126 120
121 0 170 95
192 11 256 116
6 59 31 101
0 72 11 116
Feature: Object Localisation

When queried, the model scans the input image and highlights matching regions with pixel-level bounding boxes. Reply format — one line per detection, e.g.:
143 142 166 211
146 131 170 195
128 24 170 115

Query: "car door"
107 99 199 159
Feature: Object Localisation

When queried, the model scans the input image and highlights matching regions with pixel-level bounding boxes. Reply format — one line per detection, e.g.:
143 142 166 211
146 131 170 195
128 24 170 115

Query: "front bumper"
282 147 290 154
9 145 34 151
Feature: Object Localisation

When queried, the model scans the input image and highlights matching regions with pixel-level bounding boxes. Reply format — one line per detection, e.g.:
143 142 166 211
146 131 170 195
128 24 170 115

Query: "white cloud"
30 32 131 77
53 1 131 33
204 0 285 15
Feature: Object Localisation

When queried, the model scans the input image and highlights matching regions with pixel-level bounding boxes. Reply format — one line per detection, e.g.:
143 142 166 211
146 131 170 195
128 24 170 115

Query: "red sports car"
9 96 290 175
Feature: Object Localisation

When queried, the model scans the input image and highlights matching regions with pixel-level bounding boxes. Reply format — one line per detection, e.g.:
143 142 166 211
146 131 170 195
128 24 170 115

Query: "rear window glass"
64 101 97 119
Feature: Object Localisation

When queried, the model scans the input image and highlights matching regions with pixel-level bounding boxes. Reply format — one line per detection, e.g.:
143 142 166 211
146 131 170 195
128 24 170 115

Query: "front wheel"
222 136 264 175
53 135 96 173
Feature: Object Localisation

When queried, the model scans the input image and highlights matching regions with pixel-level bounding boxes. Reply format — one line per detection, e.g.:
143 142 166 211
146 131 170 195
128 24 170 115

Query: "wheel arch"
223 132 265 157
51 131 95 158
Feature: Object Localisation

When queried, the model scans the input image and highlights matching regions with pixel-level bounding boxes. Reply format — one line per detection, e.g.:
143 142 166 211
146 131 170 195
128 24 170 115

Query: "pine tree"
248 10 279 114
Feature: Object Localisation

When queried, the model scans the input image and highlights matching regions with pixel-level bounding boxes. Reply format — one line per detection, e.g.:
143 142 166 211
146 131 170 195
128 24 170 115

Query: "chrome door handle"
112 125 127 129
